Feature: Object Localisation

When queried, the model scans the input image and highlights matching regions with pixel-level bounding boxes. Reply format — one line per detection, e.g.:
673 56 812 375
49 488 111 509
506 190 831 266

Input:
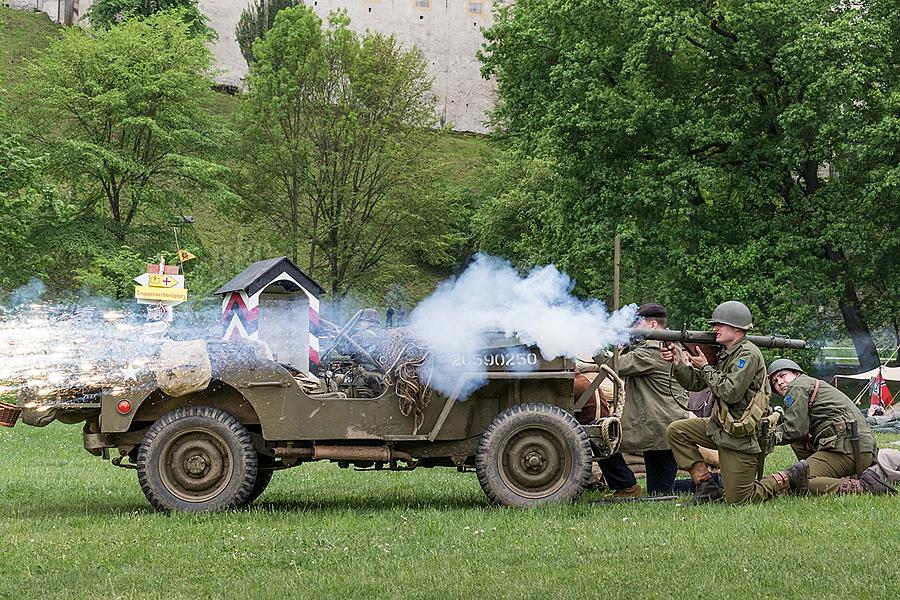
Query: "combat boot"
691 478 724 504
860 469 896 495
772 460 809 496
688 462 723 504
609 484 644 499
839 468 897 495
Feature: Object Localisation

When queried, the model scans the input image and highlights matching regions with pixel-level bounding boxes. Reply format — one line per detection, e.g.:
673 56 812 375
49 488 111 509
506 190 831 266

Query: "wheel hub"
185 454 209 475
523 450 546 472
497 425 573 499
158 428 234 503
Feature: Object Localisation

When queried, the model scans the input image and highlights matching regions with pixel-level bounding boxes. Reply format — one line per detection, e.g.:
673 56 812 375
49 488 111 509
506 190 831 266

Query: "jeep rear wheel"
476 403 592 507
137 406 257 512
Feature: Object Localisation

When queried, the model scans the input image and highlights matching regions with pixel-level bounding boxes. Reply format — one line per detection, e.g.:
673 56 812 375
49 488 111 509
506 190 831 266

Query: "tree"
0 123 67 289
479 0 900 367
16 11 231 242
235 0 300 66
87 0 212 38
237 6 440 303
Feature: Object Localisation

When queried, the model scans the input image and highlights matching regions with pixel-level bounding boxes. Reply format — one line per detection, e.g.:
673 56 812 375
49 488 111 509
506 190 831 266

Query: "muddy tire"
137 406 257 512
476 403 592 507
241 457 275 506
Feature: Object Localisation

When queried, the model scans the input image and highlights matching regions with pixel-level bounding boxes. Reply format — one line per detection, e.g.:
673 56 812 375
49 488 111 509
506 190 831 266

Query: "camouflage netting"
379 329 433 434
156 340 212 398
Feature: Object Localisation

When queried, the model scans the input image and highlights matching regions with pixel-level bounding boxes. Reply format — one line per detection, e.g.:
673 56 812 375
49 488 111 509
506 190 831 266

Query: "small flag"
870 370 894 408
178 249 196 262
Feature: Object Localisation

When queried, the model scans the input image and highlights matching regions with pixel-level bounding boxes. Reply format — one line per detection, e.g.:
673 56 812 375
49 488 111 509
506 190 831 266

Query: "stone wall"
18 0 498 132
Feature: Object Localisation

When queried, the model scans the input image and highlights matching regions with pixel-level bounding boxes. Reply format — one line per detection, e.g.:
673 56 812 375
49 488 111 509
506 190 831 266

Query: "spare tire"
476 403 592 507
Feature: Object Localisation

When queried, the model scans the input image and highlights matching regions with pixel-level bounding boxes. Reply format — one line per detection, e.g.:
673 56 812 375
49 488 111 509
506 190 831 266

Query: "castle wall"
21 0 498 132
200 1 496 132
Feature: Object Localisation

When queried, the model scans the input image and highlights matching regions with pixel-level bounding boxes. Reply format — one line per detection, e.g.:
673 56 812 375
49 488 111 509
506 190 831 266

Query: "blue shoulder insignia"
784 394 794 408
737 358 746 369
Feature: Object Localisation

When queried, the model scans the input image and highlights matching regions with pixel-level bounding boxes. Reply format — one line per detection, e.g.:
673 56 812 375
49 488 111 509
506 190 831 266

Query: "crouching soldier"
755 359 892 497
663 301 770 504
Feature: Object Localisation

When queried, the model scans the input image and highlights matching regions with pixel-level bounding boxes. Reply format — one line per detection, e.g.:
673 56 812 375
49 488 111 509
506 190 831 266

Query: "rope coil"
379 329 433 434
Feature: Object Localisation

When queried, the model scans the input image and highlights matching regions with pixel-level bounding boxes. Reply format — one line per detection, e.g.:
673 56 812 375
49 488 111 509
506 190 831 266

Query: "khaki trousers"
667 418 759 504
753 449 874 498
788 446 875 495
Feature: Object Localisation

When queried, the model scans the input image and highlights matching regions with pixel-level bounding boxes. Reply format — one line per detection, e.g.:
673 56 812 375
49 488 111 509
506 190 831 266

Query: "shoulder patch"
737 358 746 369
784 394 794 408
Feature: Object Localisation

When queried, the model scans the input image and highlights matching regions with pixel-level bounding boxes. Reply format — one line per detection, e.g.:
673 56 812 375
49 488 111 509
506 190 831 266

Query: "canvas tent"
833 366 900 382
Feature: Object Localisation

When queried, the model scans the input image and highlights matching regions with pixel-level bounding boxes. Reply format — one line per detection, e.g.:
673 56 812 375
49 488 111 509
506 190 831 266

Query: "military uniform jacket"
618 339 690 453
776 374 876 455
673 337 769 453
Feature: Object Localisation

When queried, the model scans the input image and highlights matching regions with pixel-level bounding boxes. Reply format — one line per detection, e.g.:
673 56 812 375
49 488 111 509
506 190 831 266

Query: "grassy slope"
0 7 59 88
1 424 898 599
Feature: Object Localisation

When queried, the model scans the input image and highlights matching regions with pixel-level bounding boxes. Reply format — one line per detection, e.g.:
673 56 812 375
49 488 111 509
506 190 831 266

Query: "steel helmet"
767 358 804 377
707 301 753 330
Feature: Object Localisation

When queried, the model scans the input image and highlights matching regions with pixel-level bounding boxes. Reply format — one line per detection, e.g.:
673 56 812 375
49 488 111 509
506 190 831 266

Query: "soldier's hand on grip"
660 342 680 365
686 350 709 369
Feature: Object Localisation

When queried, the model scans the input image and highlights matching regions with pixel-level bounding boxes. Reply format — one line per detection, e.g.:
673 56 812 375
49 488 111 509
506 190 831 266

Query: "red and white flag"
870 370 894 408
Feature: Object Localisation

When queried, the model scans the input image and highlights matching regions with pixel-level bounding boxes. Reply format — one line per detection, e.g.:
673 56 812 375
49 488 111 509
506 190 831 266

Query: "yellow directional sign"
148 274 181 288
134 286 188 303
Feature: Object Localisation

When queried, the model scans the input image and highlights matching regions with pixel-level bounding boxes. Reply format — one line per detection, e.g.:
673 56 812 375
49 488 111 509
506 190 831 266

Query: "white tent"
833 366 900 382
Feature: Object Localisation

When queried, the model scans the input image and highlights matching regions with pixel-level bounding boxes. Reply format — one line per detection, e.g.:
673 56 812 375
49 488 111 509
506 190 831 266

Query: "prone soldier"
755 359 892 497
663 301 771 504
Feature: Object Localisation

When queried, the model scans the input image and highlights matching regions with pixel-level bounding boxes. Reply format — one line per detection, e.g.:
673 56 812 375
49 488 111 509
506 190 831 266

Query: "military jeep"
15 334 622 512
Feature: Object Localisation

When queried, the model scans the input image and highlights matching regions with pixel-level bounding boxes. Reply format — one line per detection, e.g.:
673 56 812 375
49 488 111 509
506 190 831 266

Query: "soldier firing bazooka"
663 301 771 504
757 359 894 497
598 303 690 498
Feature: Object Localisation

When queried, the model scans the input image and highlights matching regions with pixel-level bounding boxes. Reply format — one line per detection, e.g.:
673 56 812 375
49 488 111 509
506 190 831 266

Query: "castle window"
467 2 484 16
415 0 432 10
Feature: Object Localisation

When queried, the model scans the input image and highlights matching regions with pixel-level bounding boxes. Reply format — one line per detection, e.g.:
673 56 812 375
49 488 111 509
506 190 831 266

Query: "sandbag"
872 448 900 485
867 415 900 434
156 340 212 397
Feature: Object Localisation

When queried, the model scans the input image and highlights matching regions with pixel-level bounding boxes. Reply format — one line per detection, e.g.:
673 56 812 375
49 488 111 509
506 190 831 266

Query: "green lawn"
1 424 897 599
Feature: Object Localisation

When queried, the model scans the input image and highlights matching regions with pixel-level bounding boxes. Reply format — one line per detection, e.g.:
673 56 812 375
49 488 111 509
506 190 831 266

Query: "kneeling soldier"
755 359 891 497
663 301 770 504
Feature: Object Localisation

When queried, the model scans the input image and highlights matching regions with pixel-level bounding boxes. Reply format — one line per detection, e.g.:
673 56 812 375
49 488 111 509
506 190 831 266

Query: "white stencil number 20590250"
449 352 538 368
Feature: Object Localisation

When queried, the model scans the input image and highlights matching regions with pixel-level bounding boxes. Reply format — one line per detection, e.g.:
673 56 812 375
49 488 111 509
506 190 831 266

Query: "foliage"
0 127 67 289
237 6 441 302
72 246 147 298
86 0 213 38
479 0 900 366
235 0 300 66
15 11 234 242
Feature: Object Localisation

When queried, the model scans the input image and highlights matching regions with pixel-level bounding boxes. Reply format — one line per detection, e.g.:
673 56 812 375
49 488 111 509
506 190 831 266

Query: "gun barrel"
628 328 808 350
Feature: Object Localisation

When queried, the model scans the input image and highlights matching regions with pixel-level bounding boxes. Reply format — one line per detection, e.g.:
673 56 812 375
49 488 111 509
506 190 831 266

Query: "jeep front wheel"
137 406 258 512
476 403 592 507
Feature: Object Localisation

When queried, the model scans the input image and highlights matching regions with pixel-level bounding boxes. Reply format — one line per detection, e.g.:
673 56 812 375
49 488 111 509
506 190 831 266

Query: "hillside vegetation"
0 6 497 310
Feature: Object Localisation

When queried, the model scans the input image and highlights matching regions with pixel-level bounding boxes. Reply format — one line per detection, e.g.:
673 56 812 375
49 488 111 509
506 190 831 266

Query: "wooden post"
613 233 621 311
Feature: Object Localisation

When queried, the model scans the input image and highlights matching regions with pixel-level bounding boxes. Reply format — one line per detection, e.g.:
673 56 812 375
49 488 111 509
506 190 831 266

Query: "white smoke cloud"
8 277 47 306
408 254 637 397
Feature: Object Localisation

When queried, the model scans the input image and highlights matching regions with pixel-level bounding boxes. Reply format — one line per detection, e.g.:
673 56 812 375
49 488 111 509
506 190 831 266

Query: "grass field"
1 424 897 600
